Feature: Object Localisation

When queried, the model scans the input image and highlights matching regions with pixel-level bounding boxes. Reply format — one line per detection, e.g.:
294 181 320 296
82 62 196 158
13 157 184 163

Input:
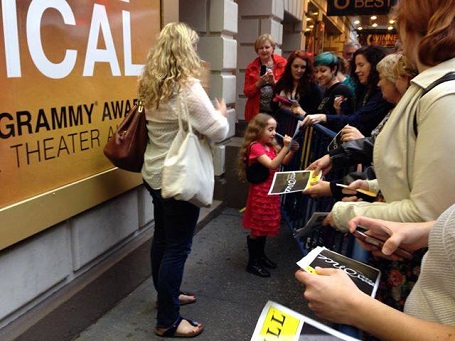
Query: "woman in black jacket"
304 53 416 200
301 45 393 136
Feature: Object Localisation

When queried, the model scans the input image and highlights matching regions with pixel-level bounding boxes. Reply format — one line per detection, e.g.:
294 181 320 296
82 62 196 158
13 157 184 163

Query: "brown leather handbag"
103 102 148 172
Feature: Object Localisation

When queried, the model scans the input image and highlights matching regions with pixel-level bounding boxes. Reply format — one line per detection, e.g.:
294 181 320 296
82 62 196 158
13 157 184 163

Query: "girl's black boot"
246 236 270 277
257 236 277 269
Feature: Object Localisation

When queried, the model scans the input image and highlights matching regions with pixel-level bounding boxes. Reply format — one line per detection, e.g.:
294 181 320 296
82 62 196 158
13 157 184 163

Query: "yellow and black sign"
0 0 160 249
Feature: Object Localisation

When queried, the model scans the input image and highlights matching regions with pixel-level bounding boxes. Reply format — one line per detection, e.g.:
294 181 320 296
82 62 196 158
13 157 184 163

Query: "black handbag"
245 144 269 184
246 162 269 184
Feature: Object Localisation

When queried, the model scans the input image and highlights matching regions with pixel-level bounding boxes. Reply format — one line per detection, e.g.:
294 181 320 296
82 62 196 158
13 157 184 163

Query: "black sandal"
155 316 203 338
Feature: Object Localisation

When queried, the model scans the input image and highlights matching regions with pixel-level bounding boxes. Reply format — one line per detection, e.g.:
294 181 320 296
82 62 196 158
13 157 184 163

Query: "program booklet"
293 212 329 239
297 246 381 297
251 300 360 341
327 129 343 151
268 170 321 195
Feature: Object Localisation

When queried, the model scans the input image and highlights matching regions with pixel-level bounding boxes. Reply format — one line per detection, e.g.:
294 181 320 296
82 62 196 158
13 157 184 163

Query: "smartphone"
352 228 413 260
260 64 267 76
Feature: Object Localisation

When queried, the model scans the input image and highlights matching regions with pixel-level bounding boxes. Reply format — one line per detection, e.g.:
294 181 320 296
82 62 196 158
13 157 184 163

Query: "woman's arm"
186 80 229 142
295 268 455 341
244 62 262 98
347 216 432 256
326 89 393 135
331 91 455 231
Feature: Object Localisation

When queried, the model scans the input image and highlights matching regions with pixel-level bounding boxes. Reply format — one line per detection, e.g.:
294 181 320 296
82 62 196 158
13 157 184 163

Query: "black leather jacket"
328 136 375 170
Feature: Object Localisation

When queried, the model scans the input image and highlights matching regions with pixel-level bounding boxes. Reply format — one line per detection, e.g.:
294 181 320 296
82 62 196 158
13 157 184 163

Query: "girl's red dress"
242 142 281 237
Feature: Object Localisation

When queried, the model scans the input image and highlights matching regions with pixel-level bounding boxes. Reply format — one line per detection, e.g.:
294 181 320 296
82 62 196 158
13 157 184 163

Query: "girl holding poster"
237 113 298 277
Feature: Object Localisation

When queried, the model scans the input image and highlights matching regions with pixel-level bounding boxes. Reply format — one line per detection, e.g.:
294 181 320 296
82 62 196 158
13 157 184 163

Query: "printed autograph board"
268 170 321 195
251 300 360 340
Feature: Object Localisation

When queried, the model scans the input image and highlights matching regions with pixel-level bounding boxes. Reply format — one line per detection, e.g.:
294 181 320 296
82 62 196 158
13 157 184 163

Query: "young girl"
237 113 298 277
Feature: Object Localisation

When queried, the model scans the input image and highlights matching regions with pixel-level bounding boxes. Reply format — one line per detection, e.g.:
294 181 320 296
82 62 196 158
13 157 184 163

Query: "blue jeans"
144 182 200 328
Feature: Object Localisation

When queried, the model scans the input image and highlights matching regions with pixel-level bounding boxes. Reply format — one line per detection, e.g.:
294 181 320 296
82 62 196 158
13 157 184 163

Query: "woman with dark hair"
317 0 455 318
270 50 322 136
302 45 393 136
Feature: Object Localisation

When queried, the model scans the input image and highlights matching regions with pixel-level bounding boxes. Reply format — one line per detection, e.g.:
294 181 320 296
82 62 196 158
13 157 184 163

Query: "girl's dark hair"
350 45 388 106
275 50 315 95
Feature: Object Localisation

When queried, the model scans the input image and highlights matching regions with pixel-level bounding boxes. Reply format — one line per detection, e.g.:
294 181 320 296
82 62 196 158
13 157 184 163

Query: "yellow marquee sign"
0 0 160 249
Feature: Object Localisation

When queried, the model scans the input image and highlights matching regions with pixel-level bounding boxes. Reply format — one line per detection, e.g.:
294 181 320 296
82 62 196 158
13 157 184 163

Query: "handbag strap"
177 88 194 135
246 142 258 167
413 71 455 136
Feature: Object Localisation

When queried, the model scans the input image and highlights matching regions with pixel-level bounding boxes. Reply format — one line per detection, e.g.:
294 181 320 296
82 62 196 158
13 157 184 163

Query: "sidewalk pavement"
74 207 318 341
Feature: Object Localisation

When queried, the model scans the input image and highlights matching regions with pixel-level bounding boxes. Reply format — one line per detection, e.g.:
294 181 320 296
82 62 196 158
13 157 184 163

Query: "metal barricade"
280 124 356 257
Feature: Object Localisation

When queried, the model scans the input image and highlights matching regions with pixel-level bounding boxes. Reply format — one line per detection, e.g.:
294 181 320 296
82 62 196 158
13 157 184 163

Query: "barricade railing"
280 124 356 257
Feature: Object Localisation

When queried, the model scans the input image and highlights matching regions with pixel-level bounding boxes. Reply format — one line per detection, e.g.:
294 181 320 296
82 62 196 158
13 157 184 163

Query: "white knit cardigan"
141 78 229 190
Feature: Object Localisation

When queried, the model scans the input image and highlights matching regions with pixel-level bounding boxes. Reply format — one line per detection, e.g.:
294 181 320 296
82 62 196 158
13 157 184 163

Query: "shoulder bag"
103 101 148 172
161 90 214 207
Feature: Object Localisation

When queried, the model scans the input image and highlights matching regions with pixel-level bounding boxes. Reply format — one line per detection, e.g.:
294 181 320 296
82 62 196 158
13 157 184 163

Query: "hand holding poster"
296 247 381 297
251 300 360 340
268 170 321 195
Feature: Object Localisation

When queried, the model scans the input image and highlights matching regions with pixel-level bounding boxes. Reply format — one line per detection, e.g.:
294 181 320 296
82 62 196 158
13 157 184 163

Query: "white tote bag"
161 90 214 207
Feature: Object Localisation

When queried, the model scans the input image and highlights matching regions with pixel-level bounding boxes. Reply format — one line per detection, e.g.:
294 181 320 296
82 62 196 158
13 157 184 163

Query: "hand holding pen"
276 132 299 151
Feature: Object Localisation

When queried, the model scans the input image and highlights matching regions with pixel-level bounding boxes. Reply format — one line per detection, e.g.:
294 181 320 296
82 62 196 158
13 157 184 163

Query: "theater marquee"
0 0 160 249
327 0 397 16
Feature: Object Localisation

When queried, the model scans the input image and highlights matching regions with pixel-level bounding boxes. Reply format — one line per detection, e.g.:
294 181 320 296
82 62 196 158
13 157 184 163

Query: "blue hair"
314 52 339 68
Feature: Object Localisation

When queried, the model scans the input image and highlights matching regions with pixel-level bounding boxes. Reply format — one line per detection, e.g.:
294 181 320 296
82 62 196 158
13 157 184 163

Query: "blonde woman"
243 34 287 121
139 22 228 338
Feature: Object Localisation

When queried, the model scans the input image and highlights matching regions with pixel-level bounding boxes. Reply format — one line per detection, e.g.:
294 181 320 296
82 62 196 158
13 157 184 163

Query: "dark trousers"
144 181 200 327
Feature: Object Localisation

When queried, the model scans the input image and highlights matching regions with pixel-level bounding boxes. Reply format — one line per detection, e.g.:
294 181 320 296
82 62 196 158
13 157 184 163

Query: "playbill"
297 247 381 297
268 170 321 195
251 300 360 340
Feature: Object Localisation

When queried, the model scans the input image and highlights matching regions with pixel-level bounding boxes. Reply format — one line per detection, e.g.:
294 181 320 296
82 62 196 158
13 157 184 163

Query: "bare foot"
155 317 203 337
175 319 203 336
179 292 197 305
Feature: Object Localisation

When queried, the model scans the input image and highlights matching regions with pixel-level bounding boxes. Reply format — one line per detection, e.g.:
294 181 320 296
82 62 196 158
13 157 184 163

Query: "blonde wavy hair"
138 22 202 108
236 113 280 182
376 53 401 83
